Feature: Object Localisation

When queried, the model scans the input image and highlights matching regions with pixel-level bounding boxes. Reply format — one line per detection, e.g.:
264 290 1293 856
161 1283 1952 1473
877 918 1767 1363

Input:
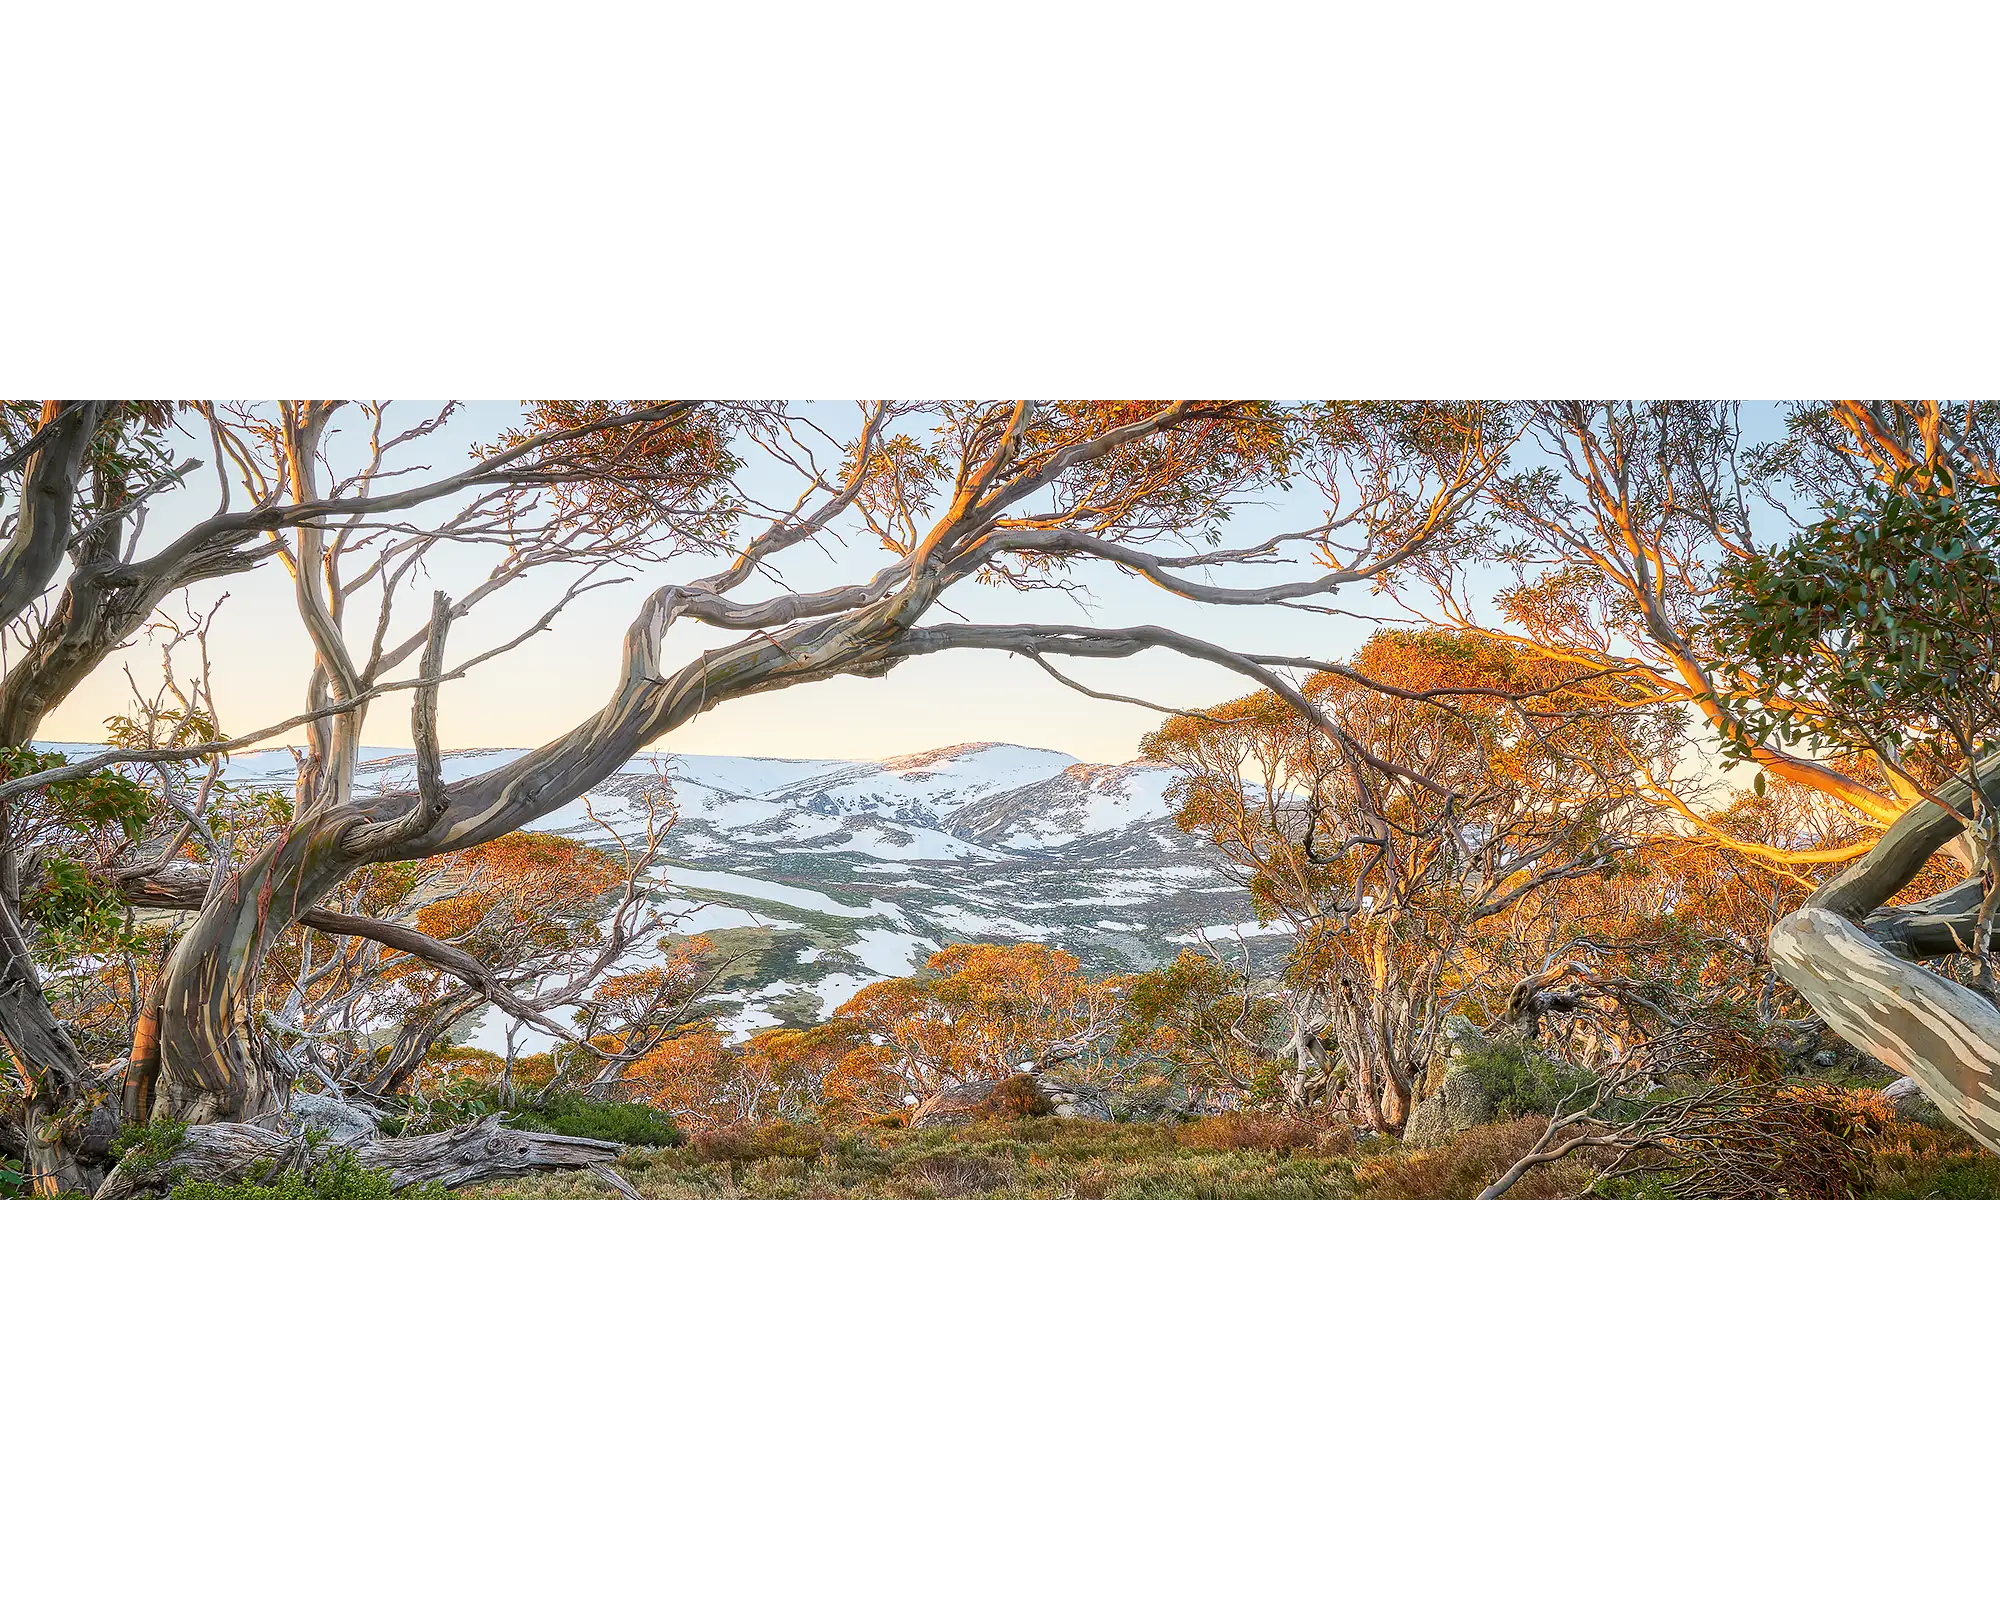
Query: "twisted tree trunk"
150 583 916 1123
1769 755 2000 1154
1771 909 2000 1148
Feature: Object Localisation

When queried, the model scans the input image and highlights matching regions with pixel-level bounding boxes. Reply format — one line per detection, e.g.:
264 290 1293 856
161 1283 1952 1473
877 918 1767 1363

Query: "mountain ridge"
39 738 1271 1042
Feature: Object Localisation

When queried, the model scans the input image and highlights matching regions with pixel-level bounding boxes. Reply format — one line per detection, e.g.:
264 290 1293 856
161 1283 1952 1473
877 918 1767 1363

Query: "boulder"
283 1093 384 1146
1402 1064 1496 1150
1442 1015 1486 1062
1043 1075 1117 1122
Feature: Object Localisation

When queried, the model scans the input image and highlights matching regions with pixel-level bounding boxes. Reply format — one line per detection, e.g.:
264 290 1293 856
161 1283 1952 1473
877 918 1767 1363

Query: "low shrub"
985 1075 1056 1120
1356 1117 1589 1199
690 1122 826 1163
109 1117 190 1181
887 1152 1014 1198
1177 1111 1352 1155
508 1093 682 1148
1452 1037 1588 1120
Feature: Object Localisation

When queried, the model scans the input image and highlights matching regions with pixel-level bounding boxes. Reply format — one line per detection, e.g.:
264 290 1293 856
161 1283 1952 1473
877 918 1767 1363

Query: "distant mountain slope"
43 739 1278 1041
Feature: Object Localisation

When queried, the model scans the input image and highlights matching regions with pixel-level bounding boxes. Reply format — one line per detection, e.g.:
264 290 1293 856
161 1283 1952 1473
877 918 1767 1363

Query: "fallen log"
95 1113 624 1198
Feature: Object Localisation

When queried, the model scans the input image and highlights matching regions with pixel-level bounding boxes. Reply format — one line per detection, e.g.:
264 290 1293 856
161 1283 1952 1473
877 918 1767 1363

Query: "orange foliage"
620 1025 736 1126
800 943 1122 1122
413 832 623 959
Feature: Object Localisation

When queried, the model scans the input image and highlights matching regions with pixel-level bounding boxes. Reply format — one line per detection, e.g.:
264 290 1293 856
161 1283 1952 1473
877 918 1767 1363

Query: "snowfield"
54 738 1262 1035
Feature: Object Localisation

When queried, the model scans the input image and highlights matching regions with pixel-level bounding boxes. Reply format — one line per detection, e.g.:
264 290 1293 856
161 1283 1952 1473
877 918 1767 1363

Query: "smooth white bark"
1771 906 2000 1153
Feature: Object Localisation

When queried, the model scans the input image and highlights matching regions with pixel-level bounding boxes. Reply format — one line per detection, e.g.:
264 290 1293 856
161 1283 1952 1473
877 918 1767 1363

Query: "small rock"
1882 1077 1953 1131
286 1093 383 1146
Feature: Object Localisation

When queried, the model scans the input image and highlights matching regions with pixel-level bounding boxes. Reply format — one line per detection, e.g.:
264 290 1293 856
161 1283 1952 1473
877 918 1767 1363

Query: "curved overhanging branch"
294 908 583 1041
0 401 107 629
985 526 1429 607
893 622 1464 796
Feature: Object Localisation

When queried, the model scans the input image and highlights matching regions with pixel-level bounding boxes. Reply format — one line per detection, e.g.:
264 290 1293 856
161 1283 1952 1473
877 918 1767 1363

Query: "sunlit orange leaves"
413 832 623 963
483 401 743 555
796 943 1124 1121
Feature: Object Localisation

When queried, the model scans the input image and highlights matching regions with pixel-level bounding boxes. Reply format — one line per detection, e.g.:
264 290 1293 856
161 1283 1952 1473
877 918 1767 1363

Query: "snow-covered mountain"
46 739 1278 1037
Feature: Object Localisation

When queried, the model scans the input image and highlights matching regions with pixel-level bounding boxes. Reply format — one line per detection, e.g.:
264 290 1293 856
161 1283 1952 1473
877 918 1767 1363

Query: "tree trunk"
1328 981 1430 1135
153 817 360 1122
151 579 918 1123
1770 907 2000 1151
1772 752 2000 1155
0 895 93 1193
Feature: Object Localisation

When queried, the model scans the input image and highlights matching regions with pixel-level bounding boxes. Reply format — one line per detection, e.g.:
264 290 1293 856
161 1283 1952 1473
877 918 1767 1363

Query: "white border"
12 2 2000 1593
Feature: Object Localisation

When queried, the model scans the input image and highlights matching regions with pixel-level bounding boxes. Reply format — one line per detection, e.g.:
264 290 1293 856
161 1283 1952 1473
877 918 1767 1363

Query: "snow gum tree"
1712 459 2000 1151
1145 629 1681 1131
2 399 1505 1193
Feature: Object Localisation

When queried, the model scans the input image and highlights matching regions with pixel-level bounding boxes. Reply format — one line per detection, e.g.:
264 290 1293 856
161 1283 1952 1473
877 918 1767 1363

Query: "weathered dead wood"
591 1164 643 1199
359 1115 622 1191
95 1113 623 1198
94 1121 293 1199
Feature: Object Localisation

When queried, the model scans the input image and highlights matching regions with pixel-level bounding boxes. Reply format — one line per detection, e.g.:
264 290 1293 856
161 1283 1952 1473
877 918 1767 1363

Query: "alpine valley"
54 741 1272 1043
